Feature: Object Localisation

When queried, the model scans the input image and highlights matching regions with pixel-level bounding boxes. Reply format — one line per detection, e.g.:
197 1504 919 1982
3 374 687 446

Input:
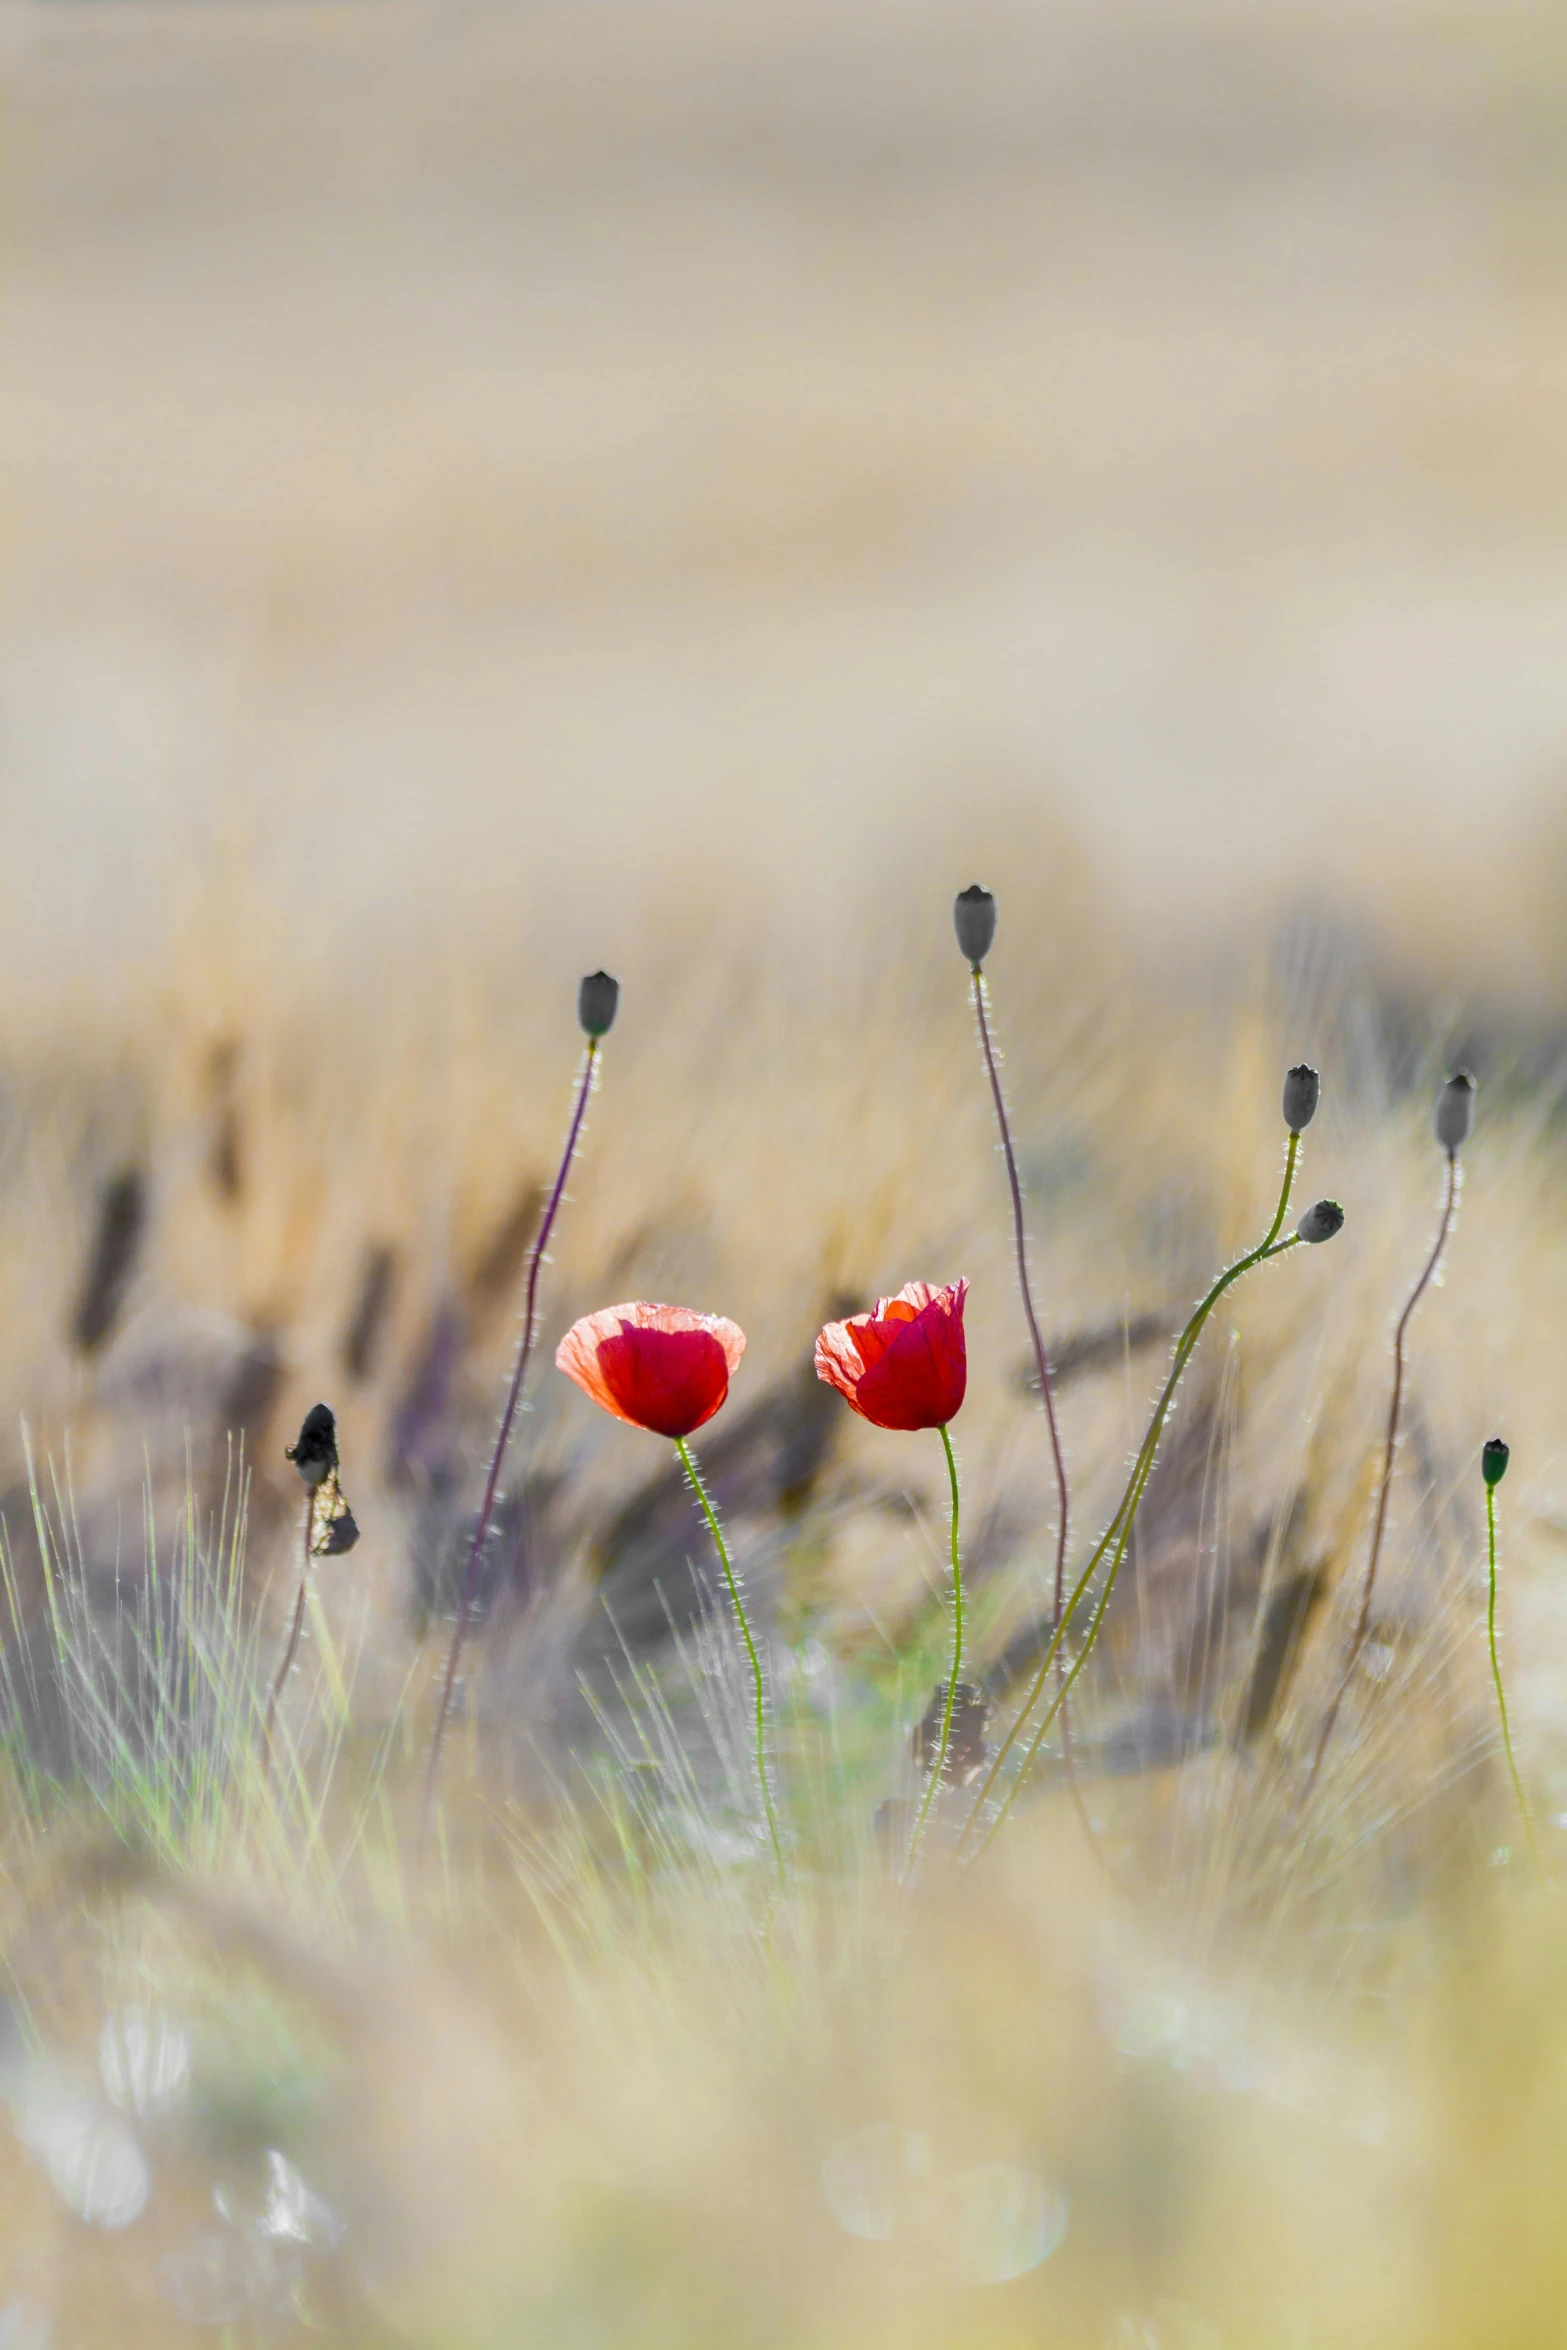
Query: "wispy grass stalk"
261 1486 317 1785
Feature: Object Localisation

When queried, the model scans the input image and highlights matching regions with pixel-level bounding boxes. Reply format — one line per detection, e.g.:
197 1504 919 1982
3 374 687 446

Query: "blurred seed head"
1435 1071 1476 1155
1282 1064 1320 1134
206 1036 245 1205
578 971 620 1039
1482 1436 1511 1489
1296 1199 1344 1245
286 1403 338 1487
952 885 997 967
912 1681 989 1785
71 1167 147 1356
341 1242 397 1385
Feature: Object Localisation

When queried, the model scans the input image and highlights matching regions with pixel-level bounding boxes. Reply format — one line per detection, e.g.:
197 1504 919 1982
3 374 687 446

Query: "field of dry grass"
2 0 1567 2342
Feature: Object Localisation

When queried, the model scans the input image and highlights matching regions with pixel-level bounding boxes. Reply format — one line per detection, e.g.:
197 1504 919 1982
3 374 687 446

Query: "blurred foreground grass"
4 0 1567 2339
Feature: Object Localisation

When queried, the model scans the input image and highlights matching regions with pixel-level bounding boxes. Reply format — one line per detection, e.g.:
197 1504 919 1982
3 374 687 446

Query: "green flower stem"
1487 1481 1537 1863
675 1435 785 1885
905 1423 963 1877
960 1132 1302 1858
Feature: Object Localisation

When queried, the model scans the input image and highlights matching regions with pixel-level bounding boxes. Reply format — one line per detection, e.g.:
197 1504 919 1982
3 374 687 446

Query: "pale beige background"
0 0 1564 1004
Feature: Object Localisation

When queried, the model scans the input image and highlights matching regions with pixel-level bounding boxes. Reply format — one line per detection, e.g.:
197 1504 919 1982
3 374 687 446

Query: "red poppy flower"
814 1280 968 1431
555 1301 746 1440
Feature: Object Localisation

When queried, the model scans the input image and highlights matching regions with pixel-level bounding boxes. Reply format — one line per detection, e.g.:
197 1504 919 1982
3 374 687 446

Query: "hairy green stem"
905 1423 963 1878
676 1435 785 1885
1487 1482 1536 1863
960 1132 1302 1858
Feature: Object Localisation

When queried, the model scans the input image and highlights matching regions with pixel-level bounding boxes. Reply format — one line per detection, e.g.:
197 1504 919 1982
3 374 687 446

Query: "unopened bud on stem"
1482 1436 1510 1489
1282 1064 1320 1134
953 885 997 967
1296 1199 1344 1245
578 971 620 1040
1435 1071 1475 1155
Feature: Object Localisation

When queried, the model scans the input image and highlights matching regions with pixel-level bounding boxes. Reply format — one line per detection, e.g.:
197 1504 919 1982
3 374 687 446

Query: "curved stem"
971 973 1070 1644
676 1435 785 1885
261 1489 315 1783
421 1039 599 1839
960 1131 1302 1857
1487 1482 1536 1862
1302 1149 1458 1801
969 968 1101 1833
905 1423 962 1877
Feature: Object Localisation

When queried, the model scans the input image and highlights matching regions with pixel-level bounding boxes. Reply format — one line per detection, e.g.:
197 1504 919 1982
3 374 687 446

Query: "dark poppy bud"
578 971 620 1040
1296 1199 1344 1245
953 885 997 967
1282 1064 1320 1134
1482 1436 1510 1489
286 1403 338 1487
1435 1071 1475 1155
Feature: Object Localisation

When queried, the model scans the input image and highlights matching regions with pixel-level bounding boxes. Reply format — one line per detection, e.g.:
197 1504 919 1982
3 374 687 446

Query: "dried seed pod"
578 971 620 1039
286 1403 338 1487
316 1493 361 1556
1482 1436 1510 1489
1282 1064 1320 1134
952 884 997 967
1296 1199 1345 1245
1435 1071 1476 1155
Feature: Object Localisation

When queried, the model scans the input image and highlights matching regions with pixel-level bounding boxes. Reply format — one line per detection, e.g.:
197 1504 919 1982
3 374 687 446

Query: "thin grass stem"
674 1434 785 1886
261 1489 316 1783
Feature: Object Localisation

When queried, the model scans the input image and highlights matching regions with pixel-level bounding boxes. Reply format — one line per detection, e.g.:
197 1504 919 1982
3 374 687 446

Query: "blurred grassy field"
2 0 1567 2342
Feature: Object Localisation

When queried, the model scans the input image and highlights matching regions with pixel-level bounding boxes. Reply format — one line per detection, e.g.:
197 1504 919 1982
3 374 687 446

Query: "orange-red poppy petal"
556 1302 746 1440
814 1280 968 1432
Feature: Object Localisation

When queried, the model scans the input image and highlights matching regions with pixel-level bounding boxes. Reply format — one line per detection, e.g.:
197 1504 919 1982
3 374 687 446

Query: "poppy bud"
1296 1199 1344 1245
1482 1436 1510 1489
1282 1064 1320 1134
286 1403 338 1487
578 971 620 1040
953 885 997 968
1435 1071 1475 1155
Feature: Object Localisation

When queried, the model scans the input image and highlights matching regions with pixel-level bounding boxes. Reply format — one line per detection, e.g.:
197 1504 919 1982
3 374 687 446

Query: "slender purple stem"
420 1039 600 1836
970 969 1101 1830
1303 1148 1460 1800
971 972 1070 1613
